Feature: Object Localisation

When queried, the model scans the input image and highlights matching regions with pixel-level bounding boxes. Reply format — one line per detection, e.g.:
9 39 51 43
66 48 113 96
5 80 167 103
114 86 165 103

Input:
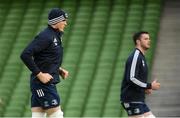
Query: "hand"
145 89 152 94
37 72 53 84
59 67 69 79
151 79 160 90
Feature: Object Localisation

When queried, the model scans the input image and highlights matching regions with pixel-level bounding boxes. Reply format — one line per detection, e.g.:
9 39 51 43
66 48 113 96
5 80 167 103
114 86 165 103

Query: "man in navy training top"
21 8 69 118
120 31 160 118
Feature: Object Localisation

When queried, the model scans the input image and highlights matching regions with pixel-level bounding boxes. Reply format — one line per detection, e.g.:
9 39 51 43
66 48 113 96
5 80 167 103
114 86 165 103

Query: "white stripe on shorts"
36 89 44 97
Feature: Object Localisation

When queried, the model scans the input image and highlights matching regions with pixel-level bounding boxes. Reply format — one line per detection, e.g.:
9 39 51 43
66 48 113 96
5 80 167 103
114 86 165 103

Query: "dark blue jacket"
120 48 151 102
20 25 63 84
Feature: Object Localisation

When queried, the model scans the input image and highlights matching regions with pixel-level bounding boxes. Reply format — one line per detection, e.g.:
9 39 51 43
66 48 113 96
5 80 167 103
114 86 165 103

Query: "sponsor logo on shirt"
142 60 145 67
53 38 58 46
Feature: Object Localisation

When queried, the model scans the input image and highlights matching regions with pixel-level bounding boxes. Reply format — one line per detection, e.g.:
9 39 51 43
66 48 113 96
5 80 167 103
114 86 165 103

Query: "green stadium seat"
0 0 162 117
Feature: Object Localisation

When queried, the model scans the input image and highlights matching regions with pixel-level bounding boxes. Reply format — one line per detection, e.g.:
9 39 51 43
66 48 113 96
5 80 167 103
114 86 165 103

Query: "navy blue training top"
120 48 151 102
20 25 63 84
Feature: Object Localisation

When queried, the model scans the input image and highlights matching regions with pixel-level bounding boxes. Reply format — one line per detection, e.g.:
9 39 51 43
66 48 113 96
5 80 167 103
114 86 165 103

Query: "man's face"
139 33 151 50
56 20 67 31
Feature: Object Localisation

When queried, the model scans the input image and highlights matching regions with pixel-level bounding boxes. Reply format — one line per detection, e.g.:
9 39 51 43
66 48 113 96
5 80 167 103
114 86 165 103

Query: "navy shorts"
121 102 150 116
30 79 60 109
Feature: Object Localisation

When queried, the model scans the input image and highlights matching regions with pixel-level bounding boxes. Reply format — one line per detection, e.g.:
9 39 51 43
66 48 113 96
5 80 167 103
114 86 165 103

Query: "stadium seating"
0 0 162 117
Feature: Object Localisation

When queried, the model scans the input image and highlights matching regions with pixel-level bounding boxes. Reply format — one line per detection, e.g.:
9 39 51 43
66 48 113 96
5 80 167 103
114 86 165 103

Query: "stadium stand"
0 0 162 117
146 0 180 117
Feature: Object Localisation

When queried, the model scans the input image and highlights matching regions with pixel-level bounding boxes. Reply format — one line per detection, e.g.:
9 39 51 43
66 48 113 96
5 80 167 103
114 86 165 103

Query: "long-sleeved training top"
120 48 151 102
20 25 63 84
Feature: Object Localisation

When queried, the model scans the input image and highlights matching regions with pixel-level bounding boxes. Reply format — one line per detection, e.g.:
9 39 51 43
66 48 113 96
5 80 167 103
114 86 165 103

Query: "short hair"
133 31 149 45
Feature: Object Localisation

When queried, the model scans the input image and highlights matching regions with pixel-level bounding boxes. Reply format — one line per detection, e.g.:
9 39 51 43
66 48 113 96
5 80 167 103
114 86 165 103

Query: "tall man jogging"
120 31 160 118
21 8 69 118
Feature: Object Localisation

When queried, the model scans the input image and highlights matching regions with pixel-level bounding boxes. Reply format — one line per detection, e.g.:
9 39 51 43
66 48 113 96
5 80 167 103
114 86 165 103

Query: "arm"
20 41 41 76
20 35 53 83
129 51 151 89
59 67 69 79
129 51 160 90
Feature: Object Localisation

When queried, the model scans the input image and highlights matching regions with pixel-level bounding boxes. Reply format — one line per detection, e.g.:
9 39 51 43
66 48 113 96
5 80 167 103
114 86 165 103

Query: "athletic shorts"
30 79 60 109
121 102 150 116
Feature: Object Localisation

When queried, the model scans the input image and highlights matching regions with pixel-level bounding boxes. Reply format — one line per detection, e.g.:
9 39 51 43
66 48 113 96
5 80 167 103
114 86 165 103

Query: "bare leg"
144 111 156 118
46 106 63 118
32 107 46 118
129 114 144 118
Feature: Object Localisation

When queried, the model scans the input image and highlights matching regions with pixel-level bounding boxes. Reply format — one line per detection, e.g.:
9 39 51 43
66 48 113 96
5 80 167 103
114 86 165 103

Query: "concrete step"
147 0 180 117
150 106 180 117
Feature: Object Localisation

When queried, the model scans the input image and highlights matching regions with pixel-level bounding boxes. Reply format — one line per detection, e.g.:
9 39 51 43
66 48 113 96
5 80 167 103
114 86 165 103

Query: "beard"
142 44 150 50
